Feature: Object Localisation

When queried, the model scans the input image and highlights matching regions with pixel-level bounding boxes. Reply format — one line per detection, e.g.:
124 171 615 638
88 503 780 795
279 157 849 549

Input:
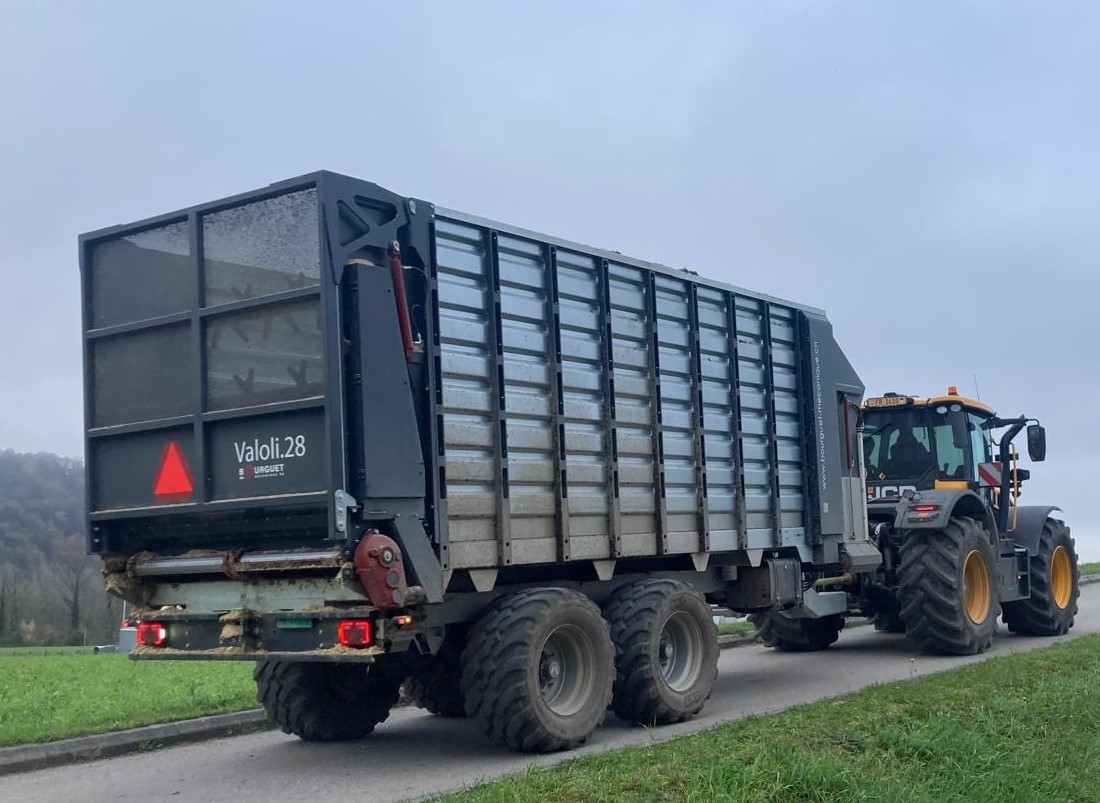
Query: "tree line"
0 449 122 646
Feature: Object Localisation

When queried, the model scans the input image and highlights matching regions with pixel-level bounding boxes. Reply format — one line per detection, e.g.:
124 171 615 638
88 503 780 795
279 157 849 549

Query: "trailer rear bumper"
130 605 423 662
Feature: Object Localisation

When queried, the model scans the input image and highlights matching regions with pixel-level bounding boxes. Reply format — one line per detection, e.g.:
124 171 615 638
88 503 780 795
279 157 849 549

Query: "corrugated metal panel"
434 220 498 556
434 215 808 570
557 250 612 560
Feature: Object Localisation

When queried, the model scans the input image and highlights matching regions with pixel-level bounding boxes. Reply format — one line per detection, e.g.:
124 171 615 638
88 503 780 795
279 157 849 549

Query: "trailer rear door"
81 180 340 553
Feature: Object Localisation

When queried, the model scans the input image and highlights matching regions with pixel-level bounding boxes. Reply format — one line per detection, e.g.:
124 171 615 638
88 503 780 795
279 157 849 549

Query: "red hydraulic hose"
388 241 415 360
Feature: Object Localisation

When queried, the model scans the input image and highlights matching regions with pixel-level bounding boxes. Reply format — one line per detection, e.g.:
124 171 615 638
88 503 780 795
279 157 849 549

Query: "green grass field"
437 635 1100 803
0 653 257 746
1079 560 1100 576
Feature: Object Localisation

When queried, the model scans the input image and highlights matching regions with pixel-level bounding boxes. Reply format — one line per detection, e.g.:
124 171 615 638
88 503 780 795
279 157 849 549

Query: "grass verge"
0 654 256 747
0 646 95 658
1079 560 1100 576
437 634 1100 803
716 620 755 636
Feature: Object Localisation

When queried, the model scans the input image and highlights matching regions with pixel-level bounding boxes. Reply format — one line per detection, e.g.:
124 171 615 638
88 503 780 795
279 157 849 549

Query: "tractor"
753 387 1080 655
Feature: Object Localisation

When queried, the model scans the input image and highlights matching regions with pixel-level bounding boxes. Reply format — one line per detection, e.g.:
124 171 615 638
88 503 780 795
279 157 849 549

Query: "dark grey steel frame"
80 174 441 561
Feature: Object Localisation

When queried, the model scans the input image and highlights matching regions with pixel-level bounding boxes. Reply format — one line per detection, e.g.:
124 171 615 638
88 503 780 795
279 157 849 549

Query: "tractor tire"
898 516 999 655
1002 518 1080 636
404 637 466 717
461 587 614 753
749 611 845 651
603 579 719 726
254 660 403 742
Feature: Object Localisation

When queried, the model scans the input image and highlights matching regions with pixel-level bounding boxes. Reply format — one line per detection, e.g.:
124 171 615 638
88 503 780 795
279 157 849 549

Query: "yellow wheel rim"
963 550 992 624
1051 546 1073 610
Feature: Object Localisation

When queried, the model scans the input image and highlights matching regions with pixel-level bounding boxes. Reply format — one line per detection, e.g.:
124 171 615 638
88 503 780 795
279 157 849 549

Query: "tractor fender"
892 489 997 540
1007 506 1062 556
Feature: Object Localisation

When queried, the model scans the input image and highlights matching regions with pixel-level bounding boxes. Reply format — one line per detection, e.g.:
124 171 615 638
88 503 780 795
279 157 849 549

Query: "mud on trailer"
81 172 879 752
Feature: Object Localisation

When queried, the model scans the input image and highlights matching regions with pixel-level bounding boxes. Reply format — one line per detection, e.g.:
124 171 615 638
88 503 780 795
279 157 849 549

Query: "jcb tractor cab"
865 388 1036 510
855 387 1079 654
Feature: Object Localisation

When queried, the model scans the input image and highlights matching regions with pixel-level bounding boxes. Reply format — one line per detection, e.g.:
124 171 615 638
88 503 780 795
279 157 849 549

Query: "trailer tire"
898 516 998 655
860 588 906 633
404 637 466 717
603 580 718 726
461 587 614 753
1002 518 1079 636
254 660 403 742
749 611 845 651
872 610 906 634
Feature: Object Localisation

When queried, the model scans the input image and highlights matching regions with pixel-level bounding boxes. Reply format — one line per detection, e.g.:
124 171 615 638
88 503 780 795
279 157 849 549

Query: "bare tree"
52 536 91 643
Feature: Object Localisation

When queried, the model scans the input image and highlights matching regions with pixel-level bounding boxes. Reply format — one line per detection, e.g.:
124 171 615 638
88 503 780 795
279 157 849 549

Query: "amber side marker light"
136 622 168 647
337 620 373 647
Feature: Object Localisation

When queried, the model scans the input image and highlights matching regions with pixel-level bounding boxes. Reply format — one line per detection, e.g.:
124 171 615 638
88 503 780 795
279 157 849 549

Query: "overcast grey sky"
1 2 1097 557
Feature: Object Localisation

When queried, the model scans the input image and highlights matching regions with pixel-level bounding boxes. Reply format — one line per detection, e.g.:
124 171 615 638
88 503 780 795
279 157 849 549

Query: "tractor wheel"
254 660 403 742
603 579 719 726
898 516 998 655
1002 518 1080 636
461 587 614 753
749 611 845 651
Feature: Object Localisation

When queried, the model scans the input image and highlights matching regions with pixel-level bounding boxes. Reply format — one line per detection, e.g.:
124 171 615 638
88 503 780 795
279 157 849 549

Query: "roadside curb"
718 632 758 649
0 709 272 777
1082 573 1100 586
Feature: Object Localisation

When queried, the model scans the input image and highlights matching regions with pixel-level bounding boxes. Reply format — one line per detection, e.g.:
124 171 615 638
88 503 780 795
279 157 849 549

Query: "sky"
1 2 1097 558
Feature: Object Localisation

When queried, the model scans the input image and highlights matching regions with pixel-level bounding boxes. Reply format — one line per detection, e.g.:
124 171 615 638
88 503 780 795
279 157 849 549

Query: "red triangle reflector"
154 442 194 497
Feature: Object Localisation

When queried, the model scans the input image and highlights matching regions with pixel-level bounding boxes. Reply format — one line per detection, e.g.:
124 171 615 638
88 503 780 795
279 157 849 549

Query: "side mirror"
1027 424 1047 462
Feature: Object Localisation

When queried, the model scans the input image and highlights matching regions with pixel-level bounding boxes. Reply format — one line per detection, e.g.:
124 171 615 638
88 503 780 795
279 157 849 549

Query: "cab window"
864 404 970 482
864 409 934 480
968 412 991 480
932 409 967 479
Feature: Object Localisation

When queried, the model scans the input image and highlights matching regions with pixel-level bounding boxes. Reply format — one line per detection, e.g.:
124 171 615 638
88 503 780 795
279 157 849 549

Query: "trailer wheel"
254 660 403 742
603 580 718 726
860 588 906 634
461 587 614 753
872 610 906 634
898 516 999 655
404 635 466 717
749 611 845 651
1003 518 1079 636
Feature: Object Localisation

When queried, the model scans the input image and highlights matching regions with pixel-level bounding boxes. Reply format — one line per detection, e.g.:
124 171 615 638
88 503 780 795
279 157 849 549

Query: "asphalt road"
6 584 1098 803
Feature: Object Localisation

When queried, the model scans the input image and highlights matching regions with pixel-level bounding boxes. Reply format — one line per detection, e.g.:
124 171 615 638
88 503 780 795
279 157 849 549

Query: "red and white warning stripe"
978 462 1002 488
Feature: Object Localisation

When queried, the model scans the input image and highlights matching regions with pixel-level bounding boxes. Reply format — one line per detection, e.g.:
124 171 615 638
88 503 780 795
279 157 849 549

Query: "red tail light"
136 621 168 647
337 619 373 648
911 504 940 513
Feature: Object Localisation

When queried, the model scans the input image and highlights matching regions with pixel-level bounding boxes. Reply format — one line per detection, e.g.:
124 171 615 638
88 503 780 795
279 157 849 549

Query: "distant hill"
0 449 119 646
0 449 85 572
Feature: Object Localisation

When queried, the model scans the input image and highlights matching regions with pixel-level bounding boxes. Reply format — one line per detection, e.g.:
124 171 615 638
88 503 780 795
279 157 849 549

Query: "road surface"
5 584 1098 803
